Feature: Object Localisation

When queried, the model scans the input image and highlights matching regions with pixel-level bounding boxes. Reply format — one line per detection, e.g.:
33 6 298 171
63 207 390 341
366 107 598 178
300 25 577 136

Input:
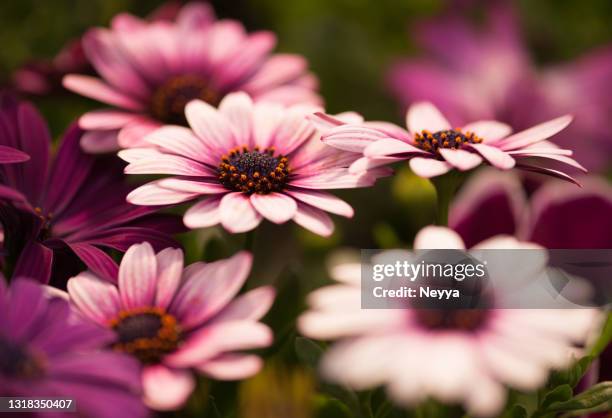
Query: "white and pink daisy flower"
298 226 600 417
67 242 275 411
121 92 388 236
63 2 320 152
318 101 586 184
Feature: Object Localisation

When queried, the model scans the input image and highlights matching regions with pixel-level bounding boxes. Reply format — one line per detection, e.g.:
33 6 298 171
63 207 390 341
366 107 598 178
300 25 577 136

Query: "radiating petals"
439 148 483 171
154 248 184 309
462 120 512 142
469 143 515 169
286 189 353 217
63 75 144 111
414 226 466 249
498 115 573 151
293 203 334 237
183 196 224 229
364 138 426 157
197 354 262 380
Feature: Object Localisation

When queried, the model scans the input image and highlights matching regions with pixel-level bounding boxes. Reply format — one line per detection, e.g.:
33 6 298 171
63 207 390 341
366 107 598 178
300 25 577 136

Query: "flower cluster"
0 2 609 418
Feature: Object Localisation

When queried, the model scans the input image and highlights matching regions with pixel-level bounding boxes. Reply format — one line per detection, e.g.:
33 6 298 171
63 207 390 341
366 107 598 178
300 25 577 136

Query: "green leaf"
508 405 528 418
545 381 612 413
548 355 594 389
590 312 612 358
540 385 573 410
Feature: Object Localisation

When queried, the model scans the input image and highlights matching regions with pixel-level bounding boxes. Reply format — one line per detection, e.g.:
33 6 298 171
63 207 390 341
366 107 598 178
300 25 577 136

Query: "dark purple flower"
0 275 148 418
387 3 612 171
0 96 184 285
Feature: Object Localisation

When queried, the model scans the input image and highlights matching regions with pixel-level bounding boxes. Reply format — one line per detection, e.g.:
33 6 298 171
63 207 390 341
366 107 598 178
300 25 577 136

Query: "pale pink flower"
63 2 320 152
121 93 388 236
67 242 275 410
299 226 599 417
318 101 586 184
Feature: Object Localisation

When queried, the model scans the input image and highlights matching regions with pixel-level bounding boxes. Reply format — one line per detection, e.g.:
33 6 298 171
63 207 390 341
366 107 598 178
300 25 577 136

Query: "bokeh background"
1 1 611 417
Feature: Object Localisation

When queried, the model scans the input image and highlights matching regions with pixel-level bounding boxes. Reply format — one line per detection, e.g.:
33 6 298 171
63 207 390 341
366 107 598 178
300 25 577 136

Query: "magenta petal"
469 143 515 169
406 101 451 133
286 189 353 217
0 145 29 163
498 115 573 151
14 241 53 283
170 251 253 329
80 130 120 153
68 243 119 283
211 286 276 323
439 148 483 171
154 247 184 310
184 196 223 229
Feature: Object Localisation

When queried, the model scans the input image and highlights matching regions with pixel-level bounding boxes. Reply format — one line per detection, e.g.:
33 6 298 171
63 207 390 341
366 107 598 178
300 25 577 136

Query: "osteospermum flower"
319 101 586 184
122 93 387 236
0 97 183 285
0 276 147 418
67 242 275 410
298 226 599 417
63 2 320 152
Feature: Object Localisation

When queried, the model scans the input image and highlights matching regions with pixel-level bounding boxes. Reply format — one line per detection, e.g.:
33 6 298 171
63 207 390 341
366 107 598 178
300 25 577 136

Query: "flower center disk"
413 309 490 332
150 74 219 125
415 129 482 155
110 307 181 364
218 147 290 194
0 336 45 378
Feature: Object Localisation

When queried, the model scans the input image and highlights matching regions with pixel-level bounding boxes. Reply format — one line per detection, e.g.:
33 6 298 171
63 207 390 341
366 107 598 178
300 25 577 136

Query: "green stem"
431 172 465 227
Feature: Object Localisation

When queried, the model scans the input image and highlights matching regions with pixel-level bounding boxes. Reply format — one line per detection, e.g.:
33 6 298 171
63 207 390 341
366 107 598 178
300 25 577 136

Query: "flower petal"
118 242 157 309
293 203 334 237
197 354 262 380
498 115 573 151
438 148 483 171
124 154 211 176
414 226 466 250
286 189 353 217
250 192 297 224
67 272 121 325
364 138 427 157
219 193 263 233
63 75 144 111
154 248 184 310
127 181 200 206
469 143 515 169
165 321 272 367
170 252 253 329
462 121 512 142
218 92 254 147
409 157 452 178
80 130 120 153
142 365 195 411
211 286 276 323
406 102 451 133
185 99 234 151
183 197 224 229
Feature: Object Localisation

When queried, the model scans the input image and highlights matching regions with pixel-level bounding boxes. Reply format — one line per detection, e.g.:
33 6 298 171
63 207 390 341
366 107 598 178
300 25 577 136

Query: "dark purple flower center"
218 146 291 194
413 309 491 332
34 207 53 240
150 74 219 125
0 336 45 378
110 307 181 364
415 129 482 155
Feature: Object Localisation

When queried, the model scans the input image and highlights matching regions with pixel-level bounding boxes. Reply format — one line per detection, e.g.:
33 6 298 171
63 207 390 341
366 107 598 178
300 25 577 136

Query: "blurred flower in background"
299 226 601 417
63 2 320 152
10 1 183 97
0 276 147 418
388 2 612 172
67 243 275 410
0 95 183 285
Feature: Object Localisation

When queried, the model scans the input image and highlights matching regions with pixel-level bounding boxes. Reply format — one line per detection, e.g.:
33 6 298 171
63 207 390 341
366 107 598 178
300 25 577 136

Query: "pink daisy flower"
319 101 586 184
67 242 275 410
299 226 600 417
62 2 320 153
121 93 388 236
